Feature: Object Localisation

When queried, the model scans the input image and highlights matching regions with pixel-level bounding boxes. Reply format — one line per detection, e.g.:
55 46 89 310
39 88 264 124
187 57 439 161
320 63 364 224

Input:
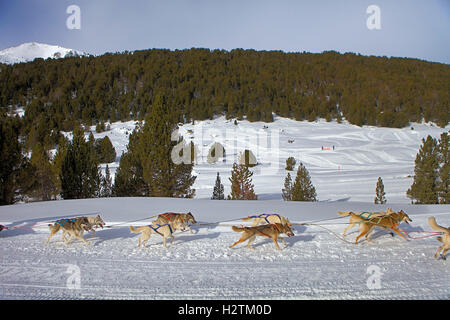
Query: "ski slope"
0 197 449 299
77 115 449 203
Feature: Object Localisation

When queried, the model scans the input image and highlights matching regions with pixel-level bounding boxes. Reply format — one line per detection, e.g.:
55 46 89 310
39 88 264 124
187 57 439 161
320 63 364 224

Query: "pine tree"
437 132 449 204
228 162 257 200
285 157 296 171
60 127 101 199
26 142 58 201
100 164 113 197
211 172 225 200
374 177 387 204
0 115 24 205
282 172 293 201
113 149 147 197
407 135 440 204
114 93 196 198
95 136 116 163
51 136 69 196
291 162 317 201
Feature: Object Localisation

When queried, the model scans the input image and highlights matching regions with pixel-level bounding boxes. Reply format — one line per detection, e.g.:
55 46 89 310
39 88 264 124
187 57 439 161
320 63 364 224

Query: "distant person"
333 145 335 150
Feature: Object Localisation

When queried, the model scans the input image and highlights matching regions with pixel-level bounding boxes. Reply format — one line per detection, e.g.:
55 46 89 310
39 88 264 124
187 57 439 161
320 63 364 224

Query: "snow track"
1 198 449 299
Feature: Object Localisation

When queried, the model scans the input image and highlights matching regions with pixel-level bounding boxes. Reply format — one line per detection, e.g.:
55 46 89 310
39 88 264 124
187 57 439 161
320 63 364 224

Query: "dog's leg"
246 235 256 250
141 231 151 247
355 228 370 244
364 231 377 245
65 232 74 244
229 234 251 249
342 223 354 237
75 235 90 246
441 248 448 260
434 245 444 259
390 227 408 241
278 236 287 246
272 236 282 250
46 231 57 245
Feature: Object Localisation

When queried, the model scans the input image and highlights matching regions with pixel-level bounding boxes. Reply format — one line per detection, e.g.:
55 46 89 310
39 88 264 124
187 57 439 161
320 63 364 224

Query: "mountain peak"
0 42 87 64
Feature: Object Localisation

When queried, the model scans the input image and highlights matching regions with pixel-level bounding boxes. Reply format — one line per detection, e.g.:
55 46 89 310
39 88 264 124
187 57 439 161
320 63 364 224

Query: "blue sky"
0 0 449 64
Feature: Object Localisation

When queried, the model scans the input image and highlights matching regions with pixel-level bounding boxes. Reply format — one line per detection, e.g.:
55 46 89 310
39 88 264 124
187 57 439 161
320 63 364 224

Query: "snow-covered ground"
3 115 448 299
0 197 449 299
73 116 449 203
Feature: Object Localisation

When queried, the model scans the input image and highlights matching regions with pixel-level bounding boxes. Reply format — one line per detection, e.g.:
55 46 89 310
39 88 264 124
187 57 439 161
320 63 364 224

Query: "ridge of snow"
0 42 87 65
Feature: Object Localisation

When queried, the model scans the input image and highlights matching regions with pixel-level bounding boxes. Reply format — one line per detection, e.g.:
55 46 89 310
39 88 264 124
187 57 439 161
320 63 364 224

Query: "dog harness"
249 213 282 224
255 224 280 238
55 219 77 227
159 212 185 224
149 223 173 235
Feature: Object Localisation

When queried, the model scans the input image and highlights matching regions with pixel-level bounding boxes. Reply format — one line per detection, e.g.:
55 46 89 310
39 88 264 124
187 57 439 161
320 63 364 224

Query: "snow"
0 42 86 65
0 197 449 299
2 115 448 299
64 116 449 203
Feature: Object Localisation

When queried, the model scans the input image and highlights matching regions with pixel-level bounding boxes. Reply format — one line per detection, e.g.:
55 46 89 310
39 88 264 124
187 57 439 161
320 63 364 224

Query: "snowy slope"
0 198 449 299
71 116 449 203
0 42 86 64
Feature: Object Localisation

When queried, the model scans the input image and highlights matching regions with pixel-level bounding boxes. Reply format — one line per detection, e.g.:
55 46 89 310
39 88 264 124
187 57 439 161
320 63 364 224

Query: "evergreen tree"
211 172 225 200
26 142 58 201
51 136 69 196
228 162 257 200
438 132 449 204
100 164 113 197
95 136 116 163
113 150 147 197
285 157 296 171
114 93 196 198
407 135 440 204
282 172 293 201
374 177 387 204
0 116 24 205
60 127 101 199
291 162 317 201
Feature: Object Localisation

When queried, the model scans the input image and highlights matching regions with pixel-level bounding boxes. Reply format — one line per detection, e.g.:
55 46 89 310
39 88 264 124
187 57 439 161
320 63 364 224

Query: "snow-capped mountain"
0 42 87 64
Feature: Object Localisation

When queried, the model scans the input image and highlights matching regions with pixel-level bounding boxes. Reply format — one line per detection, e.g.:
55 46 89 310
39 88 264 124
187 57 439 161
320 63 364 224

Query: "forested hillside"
0 48 449 150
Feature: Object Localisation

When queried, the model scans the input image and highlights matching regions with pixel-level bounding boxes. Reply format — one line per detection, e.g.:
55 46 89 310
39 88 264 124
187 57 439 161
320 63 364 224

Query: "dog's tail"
232 225 246 233
129 226 145 233
338 211 351 217
428 217 449 234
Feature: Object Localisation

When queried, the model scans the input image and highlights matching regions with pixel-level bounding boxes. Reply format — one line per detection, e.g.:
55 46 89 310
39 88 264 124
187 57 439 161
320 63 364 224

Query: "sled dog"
428 217 449 260
129 219 187 248
338 208 395 237
229 223 294 250
348 210 412 244
46 217 91 246
155 212 197 234
242 213 292 227
79 215 105 237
